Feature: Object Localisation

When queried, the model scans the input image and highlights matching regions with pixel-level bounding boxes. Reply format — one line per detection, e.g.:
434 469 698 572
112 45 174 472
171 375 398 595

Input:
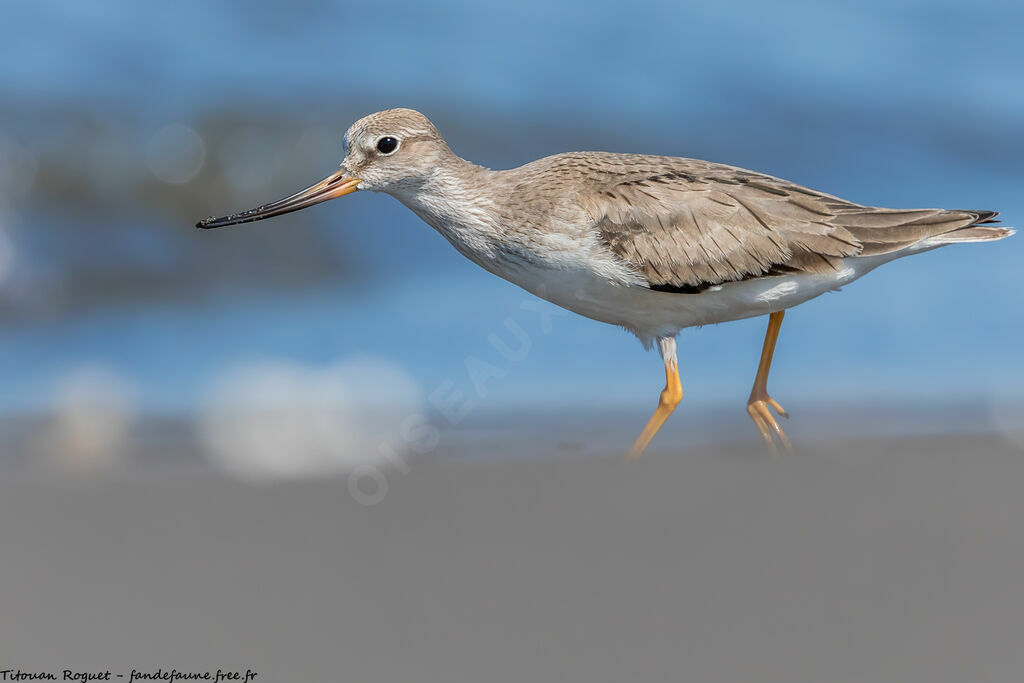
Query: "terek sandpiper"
197 108 1013 456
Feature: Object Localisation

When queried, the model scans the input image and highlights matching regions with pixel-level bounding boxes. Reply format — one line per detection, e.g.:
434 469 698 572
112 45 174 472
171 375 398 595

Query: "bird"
197 108 1012 456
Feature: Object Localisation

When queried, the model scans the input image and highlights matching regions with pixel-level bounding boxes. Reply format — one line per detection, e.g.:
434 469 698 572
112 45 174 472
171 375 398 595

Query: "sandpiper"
197 108 1012 456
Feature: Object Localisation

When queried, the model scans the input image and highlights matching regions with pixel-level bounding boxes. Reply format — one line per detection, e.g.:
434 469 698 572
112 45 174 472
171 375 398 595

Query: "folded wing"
580 161 1000 291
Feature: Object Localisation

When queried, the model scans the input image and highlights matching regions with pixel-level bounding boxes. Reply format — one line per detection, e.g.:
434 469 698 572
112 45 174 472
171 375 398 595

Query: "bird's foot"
746 392 791 454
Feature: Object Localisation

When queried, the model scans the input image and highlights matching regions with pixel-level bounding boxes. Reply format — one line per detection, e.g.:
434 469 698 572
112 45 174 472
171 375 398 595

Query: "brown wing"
580 160 998 290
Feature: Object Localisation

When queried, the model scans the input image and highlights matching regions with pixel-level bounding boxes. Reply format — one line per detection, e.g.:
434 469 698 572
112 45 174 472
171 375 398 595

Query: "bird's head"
340 108 451 193
196 108 450 229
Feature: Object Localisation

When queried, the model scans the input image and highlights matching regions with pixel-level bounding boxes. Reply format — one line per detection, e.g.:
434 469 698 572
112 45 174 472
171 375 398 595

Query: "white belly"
500 249 924 348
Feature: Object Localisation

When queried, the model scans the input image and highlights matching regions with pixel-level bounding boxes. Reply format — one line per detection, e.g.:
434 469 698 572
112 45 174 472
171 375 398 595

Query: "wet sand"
1 432 1023 682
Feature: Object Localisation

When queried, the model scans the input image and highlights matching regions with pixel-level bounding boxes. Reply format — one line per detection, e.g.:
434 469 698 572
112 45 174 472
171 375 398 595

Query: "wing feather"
577 157 997 289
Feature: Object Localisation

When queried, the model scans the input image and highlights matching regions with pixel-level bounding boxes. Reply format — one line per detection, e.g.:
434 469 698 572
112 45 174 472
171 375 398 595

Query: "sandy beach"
1 430 1023 682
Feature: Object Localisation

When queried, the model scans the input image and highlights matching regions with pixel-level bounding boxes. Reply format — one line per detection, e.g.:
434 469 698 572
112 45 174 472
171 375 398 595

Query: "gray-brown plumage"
196 108 1013 456
551 152 1006 291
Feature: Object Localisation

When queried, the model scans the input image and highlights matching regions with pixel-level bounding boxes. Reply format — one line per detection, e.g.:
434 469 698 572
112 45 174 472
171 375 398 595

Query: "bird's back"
498 151 1011 293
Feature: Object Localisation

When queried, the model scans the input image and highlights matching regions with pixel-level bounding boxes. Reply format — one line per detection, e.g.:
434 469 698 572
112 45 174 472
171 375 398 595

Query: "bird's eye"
376 136 399 155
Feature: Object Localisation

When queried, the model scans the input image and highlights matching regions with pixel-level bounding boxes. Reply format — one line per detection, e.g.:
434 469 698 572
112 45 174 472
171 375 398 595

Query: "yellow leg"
746 310 791 453
628 353 683 459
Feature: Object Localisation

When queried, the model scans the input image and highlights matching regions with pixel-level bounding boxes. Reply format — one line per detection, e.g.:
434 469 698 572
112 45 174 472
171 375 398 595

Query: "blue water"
0 0 1021 416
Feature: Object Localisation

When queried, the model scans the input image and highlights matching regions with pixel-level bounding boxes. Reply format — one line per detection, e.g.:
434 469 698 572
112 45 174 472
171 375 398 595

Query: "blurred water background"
1 0 1022 475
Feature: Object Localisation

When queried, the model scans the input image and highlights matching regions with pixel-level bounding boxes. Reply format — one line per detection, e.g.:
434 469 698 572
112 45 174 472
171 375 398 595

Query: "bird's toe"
746 397 792 453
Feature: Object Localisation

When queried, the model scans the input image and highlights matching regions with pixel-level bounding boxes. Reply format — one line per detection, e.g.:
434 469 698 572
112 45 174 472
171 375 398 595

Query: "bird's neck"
392 157 508 263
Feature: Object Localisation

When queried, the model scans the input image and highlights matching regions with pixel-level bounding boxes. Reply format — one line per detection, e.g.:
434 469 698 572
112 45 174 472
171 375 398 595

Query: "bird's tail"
922 210 1015 246
927 225 1015 243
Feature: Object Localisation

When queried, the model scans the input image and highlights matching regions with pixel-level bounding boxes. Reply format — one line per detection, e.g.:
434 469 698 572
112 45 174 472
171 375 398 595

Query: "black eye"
376 136 399 154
